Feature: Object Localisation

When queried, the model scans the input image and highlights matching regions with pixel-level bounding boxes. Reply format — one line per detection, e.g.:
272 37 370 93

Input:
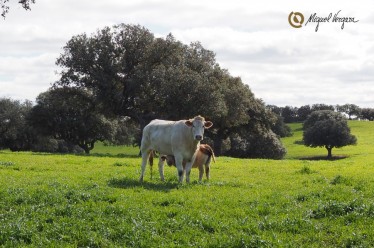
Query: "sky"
1 0 374 107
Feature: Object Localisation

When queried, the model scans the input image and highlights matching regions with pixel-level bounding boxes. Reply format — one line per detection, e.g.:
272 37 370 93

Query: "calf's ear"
185 120 193 127
204 121 213 129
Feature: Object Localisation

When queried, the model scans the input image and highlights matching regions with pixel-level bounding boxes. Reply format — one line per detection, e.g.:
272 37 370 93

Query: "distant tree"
226 122 286 159
0 98 18 145
311 103 335 112
266 105 292 137
281 106 298 123
29 87 117 154
271 114 292 137
336 104 360 119
1 0 35 18
297 105 312 121
360 108 374 121
267 105 282 115
104 117 139 146
0 98 35 151
303 110 357 158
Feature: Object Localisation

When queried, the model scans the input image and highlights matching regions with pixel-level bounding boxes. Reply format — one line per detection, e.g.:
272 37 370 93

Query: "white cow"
139 116 213 183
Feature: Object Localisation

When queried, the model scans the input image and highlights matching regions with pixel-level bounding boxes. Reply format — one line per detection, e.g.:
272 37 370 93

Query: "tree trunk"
82 144 90 154
79 143 91 154
326 145 332 159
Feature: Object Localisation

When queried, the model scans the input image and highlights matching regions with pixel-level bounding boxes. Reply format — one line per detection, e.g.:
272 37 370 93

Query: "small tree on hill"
303 110 357 158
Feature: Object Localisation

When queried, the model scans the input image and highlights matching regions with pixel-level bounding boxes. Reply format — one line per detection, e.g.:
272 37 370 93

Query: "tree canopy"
303 110 357 158
0 98 34 151
54 24 286 158
29 87 117 154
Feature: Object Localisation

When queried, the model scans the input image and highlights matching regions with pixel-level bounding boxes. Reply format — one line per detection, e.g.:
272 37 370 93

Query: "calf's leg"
205 157 211 180
198 164 204 182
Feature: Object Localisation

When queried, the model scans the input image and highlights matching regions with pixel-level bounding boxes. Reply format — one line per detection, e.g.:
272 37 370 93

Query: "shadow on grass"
86 153 140 159
108 177 179 192
299 155 348 161
30 152 140 159
294 140 304 145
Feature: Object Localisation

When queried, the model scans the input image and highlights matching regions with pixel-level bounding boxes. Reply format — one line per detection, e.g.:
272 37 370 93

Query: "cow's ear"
185 120 193 127
204 121 213 129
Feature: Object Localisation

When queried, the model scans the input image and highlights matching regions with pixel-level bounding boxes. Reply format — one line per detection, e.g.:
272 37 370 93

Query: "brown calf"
149 144 215 181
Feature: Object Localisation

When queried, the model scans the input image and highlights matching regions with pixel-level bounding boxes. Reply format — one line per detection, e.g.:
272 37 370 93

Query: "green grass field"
1 121 374 247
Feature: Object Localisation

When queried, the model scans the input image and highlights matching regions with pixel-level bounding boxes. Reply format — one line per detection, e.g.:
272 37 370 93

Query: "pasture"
1 121 374 247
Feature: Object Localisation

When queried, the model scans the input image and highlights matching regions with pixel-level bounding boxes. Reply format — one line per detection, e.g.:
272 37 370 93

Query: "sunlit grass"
0 121 374 246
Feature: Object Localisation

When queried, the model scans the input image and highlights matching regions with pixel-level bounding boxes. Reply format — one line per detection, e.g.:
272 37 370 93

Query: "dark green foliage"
297 105 312 122
31 136 84 154
54 24 286 159
281 106 298 123
267 105 292 137
336 104 361 119
226 123 287 159
271 114 292 137
360 108 374 121
104 118 139 146
0 98 35 151
303 110 357 158
29 87 117 154
310 103 335 112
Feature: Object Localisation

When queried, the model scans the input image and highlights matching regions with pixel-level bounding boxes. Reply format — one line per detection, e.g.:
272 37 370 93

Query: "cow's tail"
148 150 155 179
149 150 154 167
200 144 216 163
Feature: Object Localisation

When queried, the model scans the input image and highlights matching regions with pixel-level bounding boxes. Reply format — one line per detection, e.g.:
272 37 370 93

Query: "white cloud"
1 0 374 107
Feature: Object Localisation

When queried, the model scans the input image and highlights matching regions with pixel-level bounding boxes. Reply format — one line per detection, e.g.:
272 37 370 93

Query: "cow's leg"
139 150 150 182
185 161 193 183
158 156 165 181
149 151 154 180
174 155 184 183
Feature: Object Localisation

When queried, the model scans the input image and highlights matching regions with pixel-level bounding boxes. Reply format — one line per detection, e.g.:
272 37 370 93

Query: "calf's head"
185 116 213 141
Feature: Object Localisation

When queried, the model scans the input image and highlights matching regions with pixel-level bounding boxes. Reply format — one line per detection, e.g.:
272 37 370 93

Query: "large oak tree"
54 24 286 158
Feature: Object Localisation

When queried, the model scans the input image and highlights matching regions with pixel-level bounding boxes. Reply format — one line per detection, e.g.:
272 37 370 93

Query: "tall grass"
0 121 373 247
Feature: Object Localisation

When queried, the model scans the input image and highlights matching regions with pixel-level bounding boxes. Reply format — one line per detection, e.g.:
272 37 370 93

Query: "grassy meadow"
1 121 374 247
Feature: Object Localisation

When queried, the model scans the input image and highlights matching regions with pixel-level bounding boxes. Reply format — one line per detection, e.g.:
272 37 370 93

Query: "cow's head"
185 116 213 141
